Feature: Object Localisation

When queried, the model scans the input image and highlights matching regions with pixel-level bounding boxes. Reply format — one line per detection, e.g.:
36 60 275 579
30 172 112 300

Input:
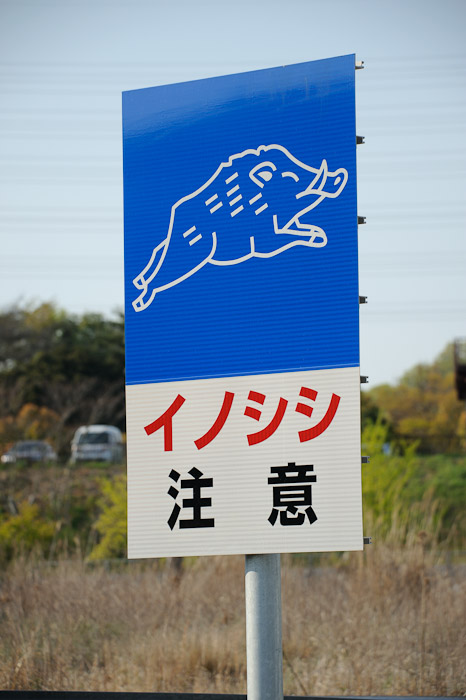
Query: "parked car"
70 425 124 464
1 440 58 464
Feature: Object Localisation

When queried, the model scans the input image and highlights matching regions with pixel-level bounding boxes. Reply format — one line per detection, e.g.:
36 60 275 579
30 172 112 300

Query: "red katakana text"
144 387 340 451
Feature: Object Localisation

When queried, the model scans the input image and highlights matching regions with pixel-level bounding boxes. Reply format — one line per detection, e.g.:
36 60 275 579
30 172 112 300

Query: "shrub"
88 475 127 560
0 500 55 563
361 421 466 546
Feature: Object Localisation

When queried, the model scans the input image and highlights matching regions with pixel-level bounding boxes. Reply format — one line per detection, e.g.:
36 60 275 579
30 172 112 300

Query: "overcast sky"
1 0 465 386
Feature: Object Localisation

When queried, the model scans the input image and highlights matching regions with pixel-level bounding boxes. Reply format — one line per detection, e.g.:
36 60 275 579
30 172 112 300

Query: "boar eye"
249 161 277 188
282 171 299 182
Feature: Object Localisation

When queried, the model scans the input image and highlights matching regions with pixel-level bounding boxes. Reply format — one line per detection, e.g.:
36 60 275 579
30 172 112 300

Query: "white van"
70 425 124 464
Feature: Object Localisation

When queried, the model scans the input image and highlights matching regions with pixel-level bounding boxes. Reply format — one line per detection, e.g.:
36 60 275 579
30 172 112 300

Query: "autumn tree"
368 344 464 454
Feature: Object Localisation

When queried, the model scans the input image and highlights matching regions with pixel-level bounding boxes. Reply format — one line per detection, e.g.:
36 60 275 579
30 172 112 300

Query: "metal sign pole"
245 553 284 700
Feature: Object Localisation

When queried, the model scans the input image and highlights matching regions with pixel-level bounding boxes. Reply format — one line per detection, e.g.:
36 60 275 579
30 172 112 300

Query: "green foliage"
0 501 55 563
361 421 466 545
89 475 127 560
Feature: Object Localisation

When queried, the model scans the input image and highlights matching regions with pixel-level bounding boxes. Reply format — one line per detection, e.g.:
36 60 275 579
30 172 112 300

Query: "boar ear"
249 161 277 188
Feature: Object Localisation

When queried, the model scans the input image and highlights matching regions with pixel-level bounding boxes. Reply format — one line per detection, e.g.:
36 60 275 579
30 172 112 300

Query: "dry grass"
0 543 465 696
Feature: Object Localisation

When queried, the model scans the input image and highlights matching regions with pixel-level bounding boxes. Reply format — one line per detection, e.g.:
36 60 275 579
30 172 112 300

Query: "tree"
368 344 464 454
0 303 125 458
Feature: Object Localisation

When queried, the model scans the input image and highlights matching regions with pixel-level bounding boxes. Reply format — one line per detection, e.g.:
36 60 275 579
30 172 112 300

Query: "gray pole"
245 553 284 700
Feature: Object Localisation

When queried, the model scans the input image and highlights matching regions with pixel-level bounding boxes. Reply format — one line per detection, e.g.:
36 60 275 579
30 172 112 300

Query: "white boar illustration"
132 144 348 311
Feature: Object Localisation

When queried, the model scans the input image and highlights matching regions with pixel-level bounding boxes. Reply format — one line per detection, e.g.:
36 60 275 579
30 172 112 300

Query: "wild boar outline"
132 144 348 311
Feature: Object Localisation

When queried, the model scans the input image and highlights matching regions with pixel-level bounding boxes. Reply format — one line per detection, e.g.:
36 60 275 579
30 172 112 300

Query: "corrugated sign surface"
123 54 363 558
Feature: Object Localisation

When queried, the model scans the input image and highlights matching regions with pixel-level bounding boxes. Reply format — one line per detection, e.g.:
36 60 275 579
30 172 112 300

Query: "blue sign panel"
123 54 358 386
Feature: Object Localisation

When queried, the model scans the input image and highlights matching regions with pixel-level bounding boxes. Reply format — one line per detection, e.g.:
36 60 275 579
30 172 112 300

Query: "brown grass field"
0 536 465 696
